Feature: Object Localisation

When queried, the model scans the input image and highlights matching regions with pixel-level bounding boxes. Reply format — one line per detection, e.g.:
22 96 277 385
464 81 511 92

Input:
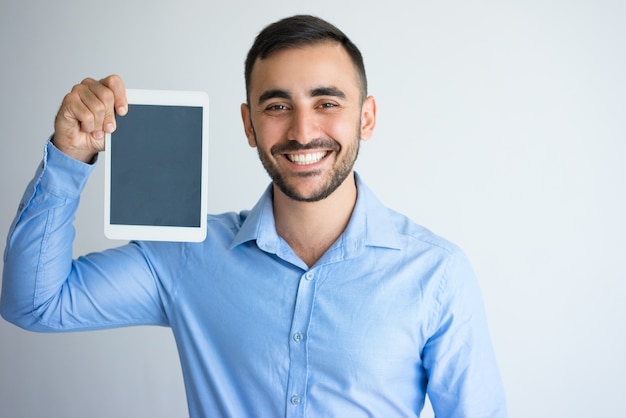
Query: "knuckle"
100 88 115 104
63 90 77 104
61 91 81 114
80 110 96 126
70 83 84 95
92 100 106 116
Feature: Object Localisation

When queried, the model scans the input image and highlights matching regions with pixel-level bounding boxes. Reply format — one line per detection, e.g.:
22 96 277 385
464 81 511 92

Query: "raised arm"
0 75 169 332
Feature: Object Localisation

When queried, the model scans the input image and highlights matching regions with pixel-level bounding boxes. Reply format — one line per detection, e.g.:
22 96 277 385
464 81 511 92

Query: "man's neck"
272 174 358 268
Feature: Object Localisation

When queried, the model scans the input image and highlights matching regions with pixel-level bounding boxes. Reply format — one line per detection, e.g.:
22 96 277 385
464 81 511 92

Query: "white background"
1 0 625 417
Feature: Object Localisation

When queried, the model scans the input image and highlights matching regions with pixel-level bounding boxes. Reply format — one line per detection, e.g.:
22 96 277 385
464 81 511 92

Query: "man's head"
241 15 376 203
244 15 368 104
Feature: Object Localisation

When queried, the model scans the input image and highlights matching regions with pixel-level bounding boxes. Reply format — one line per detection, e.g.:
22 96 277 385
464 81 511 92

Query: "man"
1 15 506 417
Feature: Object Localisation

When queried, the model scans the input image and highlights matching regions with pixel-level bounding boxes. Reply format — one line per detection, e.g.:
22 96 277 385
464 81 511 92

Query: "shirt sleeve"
0 140 169 332
422 248 508 417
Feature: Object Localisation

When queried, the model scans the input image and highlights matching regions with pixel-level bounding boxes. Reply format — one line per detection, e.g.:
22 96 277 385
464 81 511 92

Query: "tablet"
104 89 209 242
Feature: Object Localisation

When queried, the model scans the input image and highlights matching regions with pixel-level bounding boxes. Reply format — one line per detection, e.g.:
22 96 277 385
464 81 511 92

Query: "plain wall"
1 0 625 417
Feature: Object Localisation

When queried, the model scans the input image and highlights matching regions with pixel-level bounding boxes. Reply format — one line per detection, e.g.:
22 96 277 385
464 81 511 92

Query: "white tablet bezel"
104 89 209 242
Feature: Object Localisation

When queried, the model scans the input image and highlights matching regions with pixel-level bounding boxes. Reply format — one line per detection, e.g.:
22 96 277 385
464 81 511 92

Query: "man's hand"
53 75 128 163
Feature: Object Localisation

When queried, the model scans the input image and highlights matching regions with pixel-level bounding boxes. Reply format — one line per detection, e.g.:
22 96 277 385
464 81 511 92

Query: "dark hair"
244 15 367 102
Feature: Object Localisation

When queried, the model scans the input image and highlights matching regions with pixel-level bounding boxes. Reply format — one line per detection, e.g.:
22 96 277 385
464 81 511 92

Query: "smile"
286 151 328 165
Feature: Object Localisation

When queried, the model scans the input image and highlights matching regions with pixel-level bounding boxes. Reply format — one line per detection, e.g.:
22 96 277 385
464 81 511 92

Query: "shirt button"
293 332 302 342
291 395 301 405
305 271 314 281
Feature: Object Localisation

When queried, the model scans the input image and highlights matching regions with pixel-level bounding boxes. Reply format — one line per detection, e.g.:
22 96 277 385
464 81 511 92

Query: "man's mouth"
286 151 329 165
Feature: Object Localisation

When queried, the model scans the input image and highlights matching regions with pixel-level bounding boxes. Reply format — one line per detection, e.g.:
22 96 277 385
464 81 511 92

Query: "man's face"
241 41 376 202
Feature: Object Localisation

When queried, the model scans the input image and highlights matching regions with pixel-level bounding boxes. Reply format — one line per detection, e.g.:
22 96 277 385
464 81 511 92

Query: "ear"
240 103 257 147
360 96 377 141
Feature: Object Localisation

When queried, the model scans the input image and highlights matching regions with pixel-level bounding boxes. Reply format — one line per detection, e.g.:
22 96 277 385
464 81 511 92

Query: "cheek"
320 114 361 141
253 117 290 144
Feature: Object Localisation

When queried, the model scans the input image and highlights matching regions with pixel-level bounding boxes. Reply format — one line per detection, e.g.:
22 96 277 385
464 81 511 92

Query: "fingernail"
105 123 115 133
93 131 104 139
117 106 127 116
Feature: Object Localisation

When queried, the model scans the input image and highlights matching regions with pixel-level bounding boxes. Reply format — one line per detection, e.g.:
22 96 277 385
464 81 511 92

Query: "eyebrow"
258 89 291 104
257 86 346 105
310 86 346 99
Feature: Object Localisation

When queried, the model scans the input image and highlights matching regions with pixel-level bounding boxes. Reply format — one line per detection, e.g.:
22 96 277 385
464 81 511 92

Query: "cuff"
39 138 97 199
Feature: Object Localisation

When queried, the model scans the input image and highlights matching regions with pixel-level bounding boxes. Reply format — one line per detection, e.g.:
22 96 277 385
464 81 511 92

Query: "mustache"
271 139 341 155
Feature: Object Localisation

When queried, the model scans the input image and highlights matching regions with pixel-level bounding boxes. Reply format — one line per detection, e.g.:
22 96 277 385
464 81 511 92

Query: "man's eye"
266 104 288 111
320 102 338 109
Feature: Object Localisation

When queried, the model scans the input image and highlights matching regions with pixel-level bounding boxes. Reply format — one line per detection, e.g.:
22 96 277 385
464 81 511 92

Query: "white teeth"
287 151 328 165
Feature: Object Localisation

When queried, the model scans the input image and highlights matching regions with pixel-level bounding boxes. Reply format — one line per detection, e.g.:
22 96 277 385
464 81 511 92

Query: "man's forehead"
248 43 360 99
256 40 344 65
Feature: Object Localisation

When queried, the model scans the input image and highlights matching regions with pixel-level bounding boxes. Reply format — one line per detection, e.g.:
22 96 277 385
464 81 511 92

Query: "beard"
255 133 361 203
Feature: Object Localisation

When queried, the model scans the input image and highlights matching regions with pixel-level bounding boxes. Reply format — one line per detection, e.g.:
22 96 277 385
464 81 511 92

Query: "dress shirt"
1 141 507 417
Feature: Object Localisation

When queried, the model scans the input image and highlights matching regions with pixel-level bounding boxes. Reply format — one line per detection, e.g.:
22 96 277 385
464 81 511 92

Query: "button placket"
285 268 318 417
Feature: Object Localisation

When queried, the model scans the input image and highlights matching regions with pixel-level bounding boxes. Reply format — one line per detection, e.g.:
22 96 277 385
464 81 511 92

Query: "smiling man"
242 39 376 267
1 15 507 418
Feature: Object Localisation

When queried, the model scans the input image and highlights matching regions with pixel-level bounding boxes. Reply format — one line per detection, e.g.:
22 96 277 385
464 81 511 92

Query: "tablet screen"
105 89 209 242
110 104 202 227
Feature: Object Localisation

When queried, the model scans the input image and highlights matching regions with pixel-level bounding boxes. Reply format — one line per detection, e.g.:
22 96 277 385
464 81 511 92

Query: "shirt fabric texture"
1 141 507 418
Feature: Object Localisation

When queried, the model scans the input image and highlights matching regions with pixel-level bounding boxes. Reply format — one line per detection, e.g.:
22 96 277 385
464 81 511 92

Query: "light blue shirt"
1 141 506 417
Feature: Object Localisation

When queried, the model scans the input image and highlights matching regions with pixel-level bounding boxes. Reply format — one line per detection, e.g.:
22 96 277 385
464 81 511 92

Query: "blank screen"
110 104 203 227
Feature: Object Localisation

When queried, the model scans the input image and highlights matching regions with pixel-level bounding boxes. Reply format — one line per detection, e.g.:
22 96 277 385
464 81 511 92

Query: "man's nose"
287 107 320 144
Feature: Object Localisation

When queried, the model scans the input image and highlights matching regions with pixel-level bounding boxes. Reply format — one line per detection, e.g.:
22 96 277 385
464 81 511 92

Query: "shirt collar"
230 172 402 258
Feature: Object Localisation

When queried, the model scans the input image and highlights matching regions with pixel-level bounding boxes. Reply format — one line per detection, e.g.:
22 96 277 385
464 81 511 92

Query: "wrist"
50 135 98 164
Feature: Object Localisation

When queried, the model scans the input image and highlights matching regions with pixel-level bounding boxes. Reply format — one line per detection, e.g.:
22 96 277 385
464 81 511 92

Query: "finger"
57 89 91 133
101 74 128 117
80 77 118 135
72 79 110 137
59 83 99 135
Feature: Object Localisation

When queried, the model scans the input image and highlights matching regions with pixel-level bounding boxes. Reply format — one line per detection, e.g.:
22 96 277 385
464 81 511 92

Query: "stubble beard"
255 133 361 203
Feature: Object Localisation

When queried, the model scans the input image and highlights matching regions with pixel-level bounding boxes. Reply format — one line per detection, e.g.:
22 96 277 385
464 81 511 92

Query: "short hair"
244 15 367 103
